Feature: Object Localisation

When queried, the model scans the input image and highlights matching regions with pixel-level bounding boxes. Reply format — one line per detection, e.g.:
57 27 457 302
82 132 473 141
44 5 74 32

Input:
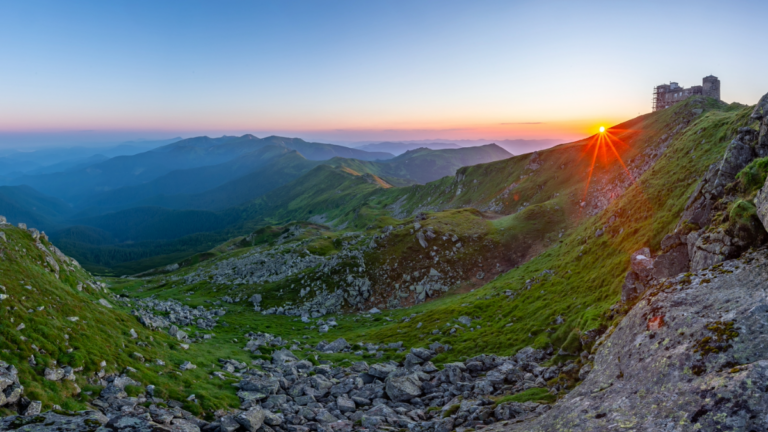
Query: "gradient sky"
1 0 767 147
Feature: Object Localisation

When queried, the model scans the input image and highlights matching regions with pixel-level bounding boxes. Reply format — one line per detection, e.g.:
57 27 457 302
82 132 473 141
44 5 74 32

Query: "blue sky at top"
0 0 766 146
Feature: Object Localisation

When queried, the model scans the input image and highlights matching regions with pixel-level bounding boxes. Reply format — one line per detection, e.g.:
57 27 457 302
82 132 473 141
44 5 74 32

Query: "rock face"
652 245 688 279
754 93 768 229
678 126 760 231
501 249 768 431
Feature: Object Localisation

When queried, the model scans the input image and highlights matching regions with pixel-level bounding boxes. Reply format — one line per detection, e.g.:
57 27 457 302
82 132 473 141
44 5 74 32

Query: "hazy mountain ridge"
3 134 394 203
351 138 564 155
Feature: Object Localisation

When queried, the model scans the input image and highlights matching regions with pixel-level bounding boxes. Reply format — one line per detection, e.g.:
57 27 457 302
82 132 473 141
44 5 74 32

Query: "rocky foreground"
488 249 768 431
0 334 573 431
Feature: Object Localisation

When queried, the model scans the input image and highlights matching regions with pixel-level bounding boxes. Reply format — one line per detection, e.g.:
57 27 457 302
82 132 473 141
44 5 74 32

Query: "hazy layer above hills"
351 138 563 155
0 137 179 177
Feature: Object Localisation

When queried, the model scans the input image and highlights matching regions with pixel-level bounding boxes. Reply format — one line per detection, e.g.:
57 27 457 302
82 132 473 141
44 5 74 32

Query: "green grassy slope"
339 99 756 361
125 97 755 366
0 224 255 416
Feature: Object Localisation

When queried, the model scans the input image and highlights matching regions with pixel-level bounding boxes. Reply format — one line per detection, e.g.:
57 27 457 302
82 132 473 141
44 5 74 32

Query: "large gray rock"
239 377 280 395
679 128 758 230
416 231 428 248
367 363 396 379
752 92 768 156
23 400 42 416
503 250 768 431
319 338 350 353
755 176 768 232
105 414 172 431
271 348 298 364
236 407 266 431
336 396 356 413
652 245 689 279
629 248 654 279
688 229 747 272
620 271 644 304
385 373 422 401
167 325 188 342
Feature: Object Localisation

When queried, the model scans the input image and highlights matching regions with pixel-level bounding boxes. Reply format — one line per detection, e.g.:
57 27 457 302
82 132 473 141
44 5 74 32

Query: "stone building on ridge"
653 75 720 111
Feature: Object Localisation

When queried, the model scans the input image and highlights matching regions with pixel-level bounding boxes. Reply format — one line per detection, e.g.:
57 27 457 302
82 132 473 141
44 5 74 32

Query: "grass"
736 156 768 195
494 388 556 405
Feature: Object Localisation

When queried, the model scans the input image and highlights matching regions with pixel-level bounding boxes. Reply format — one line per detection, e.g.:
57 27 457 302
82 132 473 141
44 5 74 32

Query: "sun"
599 126 606 133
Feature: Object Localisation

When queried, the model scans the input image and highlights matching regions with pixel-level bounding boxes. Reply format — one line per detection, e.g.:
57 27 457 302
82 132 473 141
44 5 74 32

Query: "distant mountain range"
0 134 514 272
350 138 563 155
333 144 511 184
5 134 394 202
354 141 462 154
0 137 180 177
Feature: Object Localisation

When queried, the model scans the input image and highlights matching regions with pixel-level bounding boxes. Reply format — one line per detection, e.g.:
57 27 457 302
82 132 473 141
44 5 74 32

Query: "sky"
1 0 767 148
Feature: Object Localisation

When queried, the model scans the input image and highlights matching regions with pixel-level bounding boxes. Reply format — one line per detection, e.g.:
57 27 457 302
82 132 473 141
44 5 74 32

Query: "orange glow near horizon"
0 115 631 144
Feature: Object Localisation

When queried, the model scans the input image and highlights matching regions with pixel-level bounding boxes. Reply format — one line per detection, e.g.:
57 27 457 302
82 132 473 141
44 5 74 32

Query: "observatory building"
653 76 720 111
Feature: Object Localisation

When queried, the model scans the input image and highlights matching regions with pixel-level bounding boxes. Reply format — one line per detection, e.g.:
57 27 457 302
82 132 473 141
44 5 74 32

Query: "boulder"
660 233 683 252
756 177 768 232
179 361 196 371
23 400 42 416
754 93 768 156
652 245 689 279
106 414 171 431
416 231 428 248
620 271 645 304
320 338 350 353
368 363 396 379
336 396 356 413
689 229 744 272
385 373 422 401
240 377 280 395
411 347 436 361
629 248 654 278
168 325 189 342
235 407 266 431
271 348 298 364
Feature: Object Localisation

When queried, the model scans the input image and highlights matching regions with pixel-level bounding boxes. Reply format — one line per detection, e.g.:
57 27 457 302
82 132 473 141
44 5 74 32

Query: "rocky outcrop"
620 248 656 303
0 363 24 409
132 298 225 332
498 249 768 431
753 95 768 229
678 126 760 230
752 91 768 156
652 233 689 279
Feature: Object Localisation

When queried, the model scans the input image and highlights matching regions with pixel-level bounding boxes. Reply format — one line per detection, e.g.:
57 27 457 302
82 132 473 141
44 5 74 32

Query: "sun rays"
581 127 635 207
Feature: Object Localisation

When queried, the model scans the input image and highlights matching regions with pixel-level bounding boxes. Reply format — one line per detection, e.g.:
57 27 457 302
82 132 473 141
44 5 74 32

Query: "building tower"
703 75 720 100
